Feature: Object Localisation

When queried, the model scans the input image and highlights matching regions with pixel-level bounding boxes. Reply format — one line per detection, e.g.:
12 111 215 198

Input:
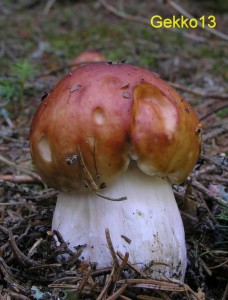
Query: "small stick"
0 180 56 206
200 154 228 172
77 146 127 202
8 229 39 267
97 267 115 300
2 290 31 300
28 238 43 258
77 269 92 296
77 146 99 191
0 256 15 282
0 206 6 223
0 202 26 206
117 251 147 278
113 252 129 283
200 104 228 121
0 179 39 196
0 174 41 183
29 263 62 271
105 228 120 269
203 123 228 142
0 154 41 181
48 283 79 289
49 276 81 285
25 189 58 202
99 0 148 25
118 252 129 272
95 192 127 202
67 248 84 267
86 137 100 178
99 0 228 44
0 224 9 235
119 296 132 300
53 229 75 257
116 278 186 292
0 257 28 295
90 267 112 278
106 284 128 300
43 0 56 14
90 284 100 295
208 259 228 270
168 81 228 100
191 180 227 207
116 278 204 299
167 0 228 41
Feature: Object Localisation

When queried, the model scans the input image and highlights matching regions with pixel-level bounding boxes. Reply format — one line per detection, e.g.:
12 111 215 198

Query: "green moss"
216 107 228 119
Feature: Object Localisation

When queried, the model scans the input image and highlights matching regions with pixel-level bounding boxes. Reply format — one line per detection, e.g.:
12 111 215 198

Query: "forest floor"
0 1 227 299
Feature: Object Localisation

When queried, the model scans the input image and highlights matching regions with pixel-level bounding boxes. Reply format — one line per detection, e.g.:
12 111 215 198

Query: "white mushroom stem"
52 166 187 281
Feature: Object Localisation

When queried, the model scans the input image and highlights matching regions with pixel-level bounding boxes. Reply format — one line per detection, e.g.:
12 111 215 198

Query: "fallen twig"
25 188 58 202
203 123 228 142
106 284 128 300
29 263 62 271
0 257 29 295
77 269 93 297
99 0 228 44
43 0 56 15
48 283 79 289
200 104 228 121
97 267 115 300
208 259 228 270
0 179 58 204
117 251 148 278
168 81 228 100
53 229 76 257
105 228 120 269
49 274 82 287
114 252 129 281
116 279 204 299
200 154 228 172
28 238 44 258
0 174 42 183
0 179 39 195
191 180 227 207
166 0 228 41
99 0 148 24
8 229 40 267
2 290 31 300
0 201 26 206
119 295 132 300
0 154 41 181
0 256 16 282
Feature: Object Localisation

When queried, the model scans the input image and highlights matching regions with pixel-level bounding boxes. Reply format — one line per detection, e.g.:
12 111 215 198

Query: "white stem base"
52 168 186 281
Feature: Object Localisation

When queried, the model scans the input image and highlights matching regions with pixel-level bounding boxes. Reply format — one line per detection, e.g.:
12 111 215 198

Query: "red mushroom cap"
30 62 201 191
71 51 106 70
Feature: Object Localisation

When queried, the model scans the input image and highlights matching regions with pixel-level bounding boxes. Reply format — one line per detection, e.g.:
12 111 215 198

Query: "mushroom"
30 62 201 281
70 51 106 70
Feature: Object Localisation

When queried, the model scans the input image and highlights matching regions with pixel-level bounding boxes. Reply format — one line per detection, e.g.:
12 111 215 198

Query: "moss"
216 107 228 119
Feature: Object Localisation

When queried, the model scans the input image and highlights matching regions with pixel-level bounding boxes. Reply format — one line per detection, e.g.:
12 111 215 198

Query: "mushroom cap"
30 62 201 191
71 51 106 67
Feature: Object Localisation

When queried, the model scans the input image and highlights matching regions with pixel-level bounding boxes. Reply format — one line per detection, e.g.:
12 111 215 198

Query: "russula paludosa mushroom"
30 62 201 281
71 51 106 70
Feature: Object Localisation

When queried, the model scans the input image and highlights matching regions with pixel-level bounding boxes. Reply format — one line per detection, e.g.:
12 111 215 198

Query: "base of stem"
52 168 186 281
